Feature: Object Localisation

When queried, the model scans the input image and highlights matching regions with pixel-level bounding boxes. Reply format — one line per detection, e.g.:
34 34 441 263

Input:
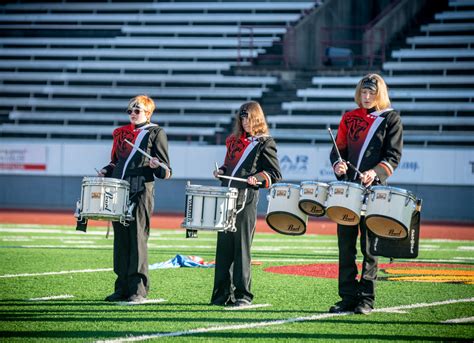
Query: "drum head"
326 206 360 225
365 215 408 239
298 200 325 217
266 212 306 236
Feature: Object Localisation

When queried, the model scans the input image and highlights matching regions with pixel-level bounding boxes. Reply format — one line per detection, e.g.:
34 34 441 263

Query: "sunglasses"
239 110 249 119
127 108 142 115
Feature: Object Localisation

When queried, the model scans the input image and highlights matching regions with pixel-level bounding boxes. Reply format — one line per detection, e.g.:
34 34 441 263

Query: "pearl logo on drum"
104 190 114 212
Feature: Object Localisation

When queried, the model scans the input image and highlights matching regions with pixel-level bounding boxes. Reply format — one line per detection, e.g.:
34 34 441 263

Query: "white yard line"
28 294 74 301
116 299 167 306
224 304 272 311
442 316 474 324
0 268 112 278
95 297 474 342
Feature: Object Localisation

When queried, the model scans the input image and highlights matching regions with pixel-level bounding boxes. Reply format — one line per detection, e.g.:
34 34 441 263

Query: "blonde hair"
354 73 391 111
232 101 269 137
128 95 156 123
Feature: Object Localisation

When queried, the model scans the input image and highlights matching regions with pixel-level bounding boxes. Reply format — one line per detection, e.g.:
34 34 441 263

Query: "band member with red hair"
211 101 282 307
98 95 171 303
329 74 403 314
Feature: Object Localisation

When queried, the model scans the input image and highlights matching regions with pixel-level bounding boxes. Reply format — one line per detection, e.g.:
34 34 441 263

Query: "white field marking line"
116 299 167 306
442 316 474 324
94 297 474 343
458 246 474 251
0 245 112 249
393 258 474 264
28 294 74 301
224 304 272 311
0 268 112 278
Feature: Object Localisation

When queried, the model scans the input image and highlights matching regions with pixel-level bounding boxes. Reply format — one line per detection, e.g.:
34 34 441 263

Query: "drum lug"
388 191 392 202
74 200 81 219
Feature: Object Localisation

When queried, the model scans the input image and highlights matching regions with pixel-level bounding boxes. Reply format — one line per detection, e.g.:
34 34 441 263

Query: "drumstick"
124 139 169 171
214 162 262 185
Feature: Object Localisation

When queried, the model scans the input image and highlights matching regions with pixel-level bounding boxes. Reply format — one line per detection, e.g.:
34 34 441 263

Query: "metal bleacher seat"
383 61 474 75
406 36 474 46
0 123 223 143
9 111 232 128
420 23 474 33
435 10 474 21
0 72 277 87
0 85 266 100
391 49 474 60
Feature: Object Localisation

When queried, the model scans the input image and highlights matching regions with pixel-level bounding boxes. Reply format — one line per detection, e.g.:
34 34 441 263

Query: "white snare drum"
298 181 329 217
75 177 134 225
182 184 239 232
326 181 366 225
365 186 417 239
266 183 308 235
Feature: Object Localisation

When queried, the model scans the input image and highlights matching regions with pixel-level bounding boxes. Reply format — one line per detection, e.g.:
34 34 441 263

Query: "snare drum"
182 184 239 232
365 186 417 239
326 181 366 225
266 183 308 235
298 181 329 217
75 177 134 225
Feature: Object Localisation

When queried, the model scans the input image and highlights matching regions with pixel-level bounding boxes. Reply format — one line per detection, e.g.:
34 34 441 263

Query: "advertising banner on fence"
0 142 472 186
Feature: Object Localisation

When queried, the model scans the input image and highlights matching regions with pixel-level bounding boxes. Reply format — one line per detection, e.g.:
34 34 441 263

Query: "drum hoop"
271 183 300 190
329 181 365 191
82 177 130 187
370 186 416 200
300 181 329 187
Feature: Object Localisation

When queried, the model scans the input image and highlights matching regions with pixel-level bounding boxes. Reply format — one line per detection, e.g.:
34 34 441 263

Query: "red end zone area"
0 209 473 240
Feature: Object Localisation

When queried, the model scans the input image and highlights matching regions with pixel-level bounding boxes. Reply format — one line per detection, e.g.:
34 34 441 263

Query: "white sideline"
442 316 474 324
94 297 474 342
116 299 167 306
224 303 272 311
28 294 74 301
0 268 112 278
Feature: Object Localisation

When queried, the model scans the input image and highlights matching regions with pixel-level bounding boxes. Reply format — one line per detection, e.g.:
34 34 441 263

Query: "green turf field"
0 224 473 342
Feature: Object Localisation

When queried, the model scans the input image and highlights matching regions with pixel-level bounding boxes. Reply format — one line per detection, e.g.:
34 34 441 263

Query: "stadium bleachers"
278 0 474 146
0 0 318 144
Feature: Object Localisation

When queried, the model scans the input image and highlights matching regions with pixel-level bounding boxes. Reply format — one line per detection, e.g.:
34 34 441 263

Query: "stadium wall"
0 141 473 222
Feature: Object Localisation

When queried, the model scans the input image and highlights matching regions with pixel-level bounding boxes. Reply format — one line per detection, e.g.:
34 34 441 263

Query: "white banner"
0 141 472 186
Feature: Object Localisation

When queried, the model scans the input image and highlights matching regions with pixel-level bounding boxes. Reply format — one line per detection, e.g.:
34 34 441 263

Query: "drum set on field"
265 180 420 241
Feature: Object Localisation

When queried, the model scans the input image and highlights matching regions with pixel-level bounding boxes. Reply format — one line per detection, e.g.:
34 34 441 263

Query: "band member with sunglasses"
329 74 403 314
97 95 171 303
211 101 282 307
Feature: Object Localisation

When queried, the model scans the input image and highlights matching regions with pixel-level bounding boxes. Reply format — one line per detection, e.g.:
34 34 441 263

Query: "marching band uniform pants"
112 184 153 298
337 217 378 306
211 189 258 304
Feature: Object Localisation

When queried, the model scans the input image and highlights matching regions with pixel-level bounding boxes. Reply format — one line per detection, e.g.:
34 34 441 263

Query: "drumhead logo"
91 192 101 199
276 190 287 197
334 188 344 195
104 191 114 212
303 188 315 195
376 193 387 200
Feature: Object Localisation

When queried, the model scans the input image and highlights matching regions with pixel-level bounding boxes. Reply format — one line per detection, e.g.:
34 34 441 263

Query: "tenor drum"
266 183 308 235
365 186 417 239
298 181 329 217
182 184 239 232
326 181 366 225
75 177 133 225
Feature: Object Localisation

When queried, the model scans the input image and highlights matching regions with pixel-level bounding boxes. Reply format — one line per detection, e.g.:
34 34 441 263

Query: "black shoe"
329 301 357 313
232 299 252 307
354 302 373 315
210 296 232 306
104 293 127 302
128 294 146 303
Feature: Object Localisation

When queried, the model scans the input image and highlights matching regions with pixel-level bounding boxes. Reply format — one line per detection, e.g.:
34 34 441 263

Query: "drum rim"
369 185 416 200
82 177 130 186
298 199 326 217
270 183 301 190
186 185 238 193
265 211 307 236
328 181 365 191
365 214 409 240
300 181 329 187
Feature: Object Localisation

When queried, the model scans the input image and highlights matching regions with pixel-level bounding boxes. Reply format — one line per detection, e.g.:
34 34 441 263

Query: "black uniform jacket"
219 134 282 190
330 107 403 185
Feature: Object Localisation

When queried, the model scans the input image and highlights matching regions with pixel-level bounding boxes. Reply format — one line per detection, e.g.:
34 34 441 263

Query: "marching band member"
211 101 282 307
98 95 171 303
329 74 403 314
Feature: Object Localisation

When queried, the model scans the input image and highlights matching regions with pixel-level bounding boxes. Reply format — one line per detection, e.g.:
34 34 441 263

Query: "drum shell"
80 177 130 221
365 186 416 239
266 183 308 235
183 185 238 231
298 181 329 217
326 181 366 225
